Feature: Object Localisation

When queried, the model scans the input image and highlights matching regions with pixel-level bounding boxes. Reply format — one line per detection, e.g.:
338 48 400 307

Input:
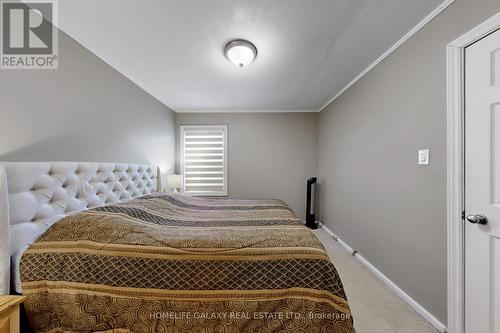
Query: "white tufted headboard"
0 162 161 294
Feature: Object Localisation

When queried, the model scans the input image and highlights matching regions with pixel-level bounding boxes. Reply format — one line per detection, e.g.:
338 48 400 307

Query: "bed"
0 162 355 333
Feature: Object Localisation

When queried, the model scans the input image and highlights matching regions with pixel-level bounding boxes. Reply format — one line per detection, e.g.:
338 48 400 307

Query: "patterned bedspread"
20 193 355 332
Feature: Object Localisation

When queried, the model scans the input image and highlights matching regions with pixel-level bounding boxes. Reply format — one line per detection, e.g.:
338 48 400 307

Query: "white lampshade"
167 175 183 191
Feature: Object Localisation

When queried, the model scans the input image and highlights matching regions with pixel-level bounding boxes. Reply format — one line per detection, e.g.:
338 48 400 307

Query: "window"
180 125 228 196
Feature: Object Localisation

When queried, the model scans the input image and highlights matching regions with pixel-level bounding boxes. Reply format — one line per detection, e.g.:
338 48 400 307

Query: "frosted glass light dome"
224 40 257 67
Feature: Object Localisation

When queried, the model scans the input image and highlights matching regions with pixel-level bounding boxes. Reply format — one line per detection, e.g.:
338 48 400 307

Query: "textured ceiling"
58 0 445 112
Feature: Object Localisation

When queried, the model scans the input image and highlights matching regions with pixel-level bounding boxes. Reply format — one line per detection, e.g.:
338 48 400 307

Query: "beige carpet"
313 228 440 333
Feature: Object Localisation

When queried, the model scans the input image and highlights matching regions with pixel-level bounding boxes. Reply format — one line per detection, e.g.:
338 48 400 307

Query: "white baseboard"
317 222 447 333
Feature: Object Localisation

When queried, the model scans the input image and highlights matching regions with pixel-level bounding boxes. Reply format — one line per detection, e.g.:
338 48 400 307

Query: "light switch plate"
418 149 430 165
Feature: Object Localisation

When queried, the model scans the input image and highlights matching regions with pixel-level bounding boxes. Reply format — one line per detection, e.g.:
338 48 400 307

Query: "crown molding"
176 109 319 114
41 0 454 114
318 0 454 112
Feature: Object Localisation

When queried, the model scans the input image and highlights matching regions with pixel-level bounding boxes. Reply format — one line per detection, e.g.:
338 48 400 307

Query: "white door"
465 28 500 333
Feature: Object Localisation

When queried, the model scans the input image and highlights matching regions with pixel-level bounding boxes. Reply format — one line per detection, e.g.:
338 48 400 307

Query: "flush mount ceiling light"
224 39 257 68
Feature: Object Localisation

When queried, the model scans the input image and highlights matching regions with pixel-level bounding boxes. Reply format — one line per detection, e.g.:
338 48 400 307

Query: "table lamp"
167 175 183 192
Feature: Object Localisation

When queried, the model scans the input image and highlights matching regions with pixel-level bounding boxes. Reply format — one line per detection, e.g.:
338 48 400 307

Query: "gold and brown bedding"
20 193 355 332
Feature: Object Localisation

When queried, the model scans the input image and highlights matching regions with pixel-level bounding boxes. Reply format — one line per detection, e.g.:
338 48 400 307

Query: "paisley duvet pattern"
20 193 355 332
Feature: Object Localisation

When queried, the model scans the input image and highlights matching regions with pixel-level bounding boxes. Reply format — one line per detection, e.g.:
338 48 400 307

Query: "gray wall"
318 0 500 324
0 30 176 183
176 113 318 219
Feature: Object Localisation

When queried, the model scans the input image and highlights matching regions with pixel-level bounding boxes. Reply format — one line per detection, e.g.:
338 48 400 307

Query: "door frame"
447 12 500 333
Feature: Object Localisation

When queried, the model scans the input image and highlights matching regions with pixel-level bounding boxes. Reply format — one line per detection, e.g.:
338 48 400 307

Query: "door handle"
466 214 488 225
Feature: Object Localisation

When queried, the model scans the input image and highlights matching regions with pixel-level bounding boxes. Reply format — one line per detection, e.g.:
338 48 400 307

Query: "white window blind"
180 125 228 196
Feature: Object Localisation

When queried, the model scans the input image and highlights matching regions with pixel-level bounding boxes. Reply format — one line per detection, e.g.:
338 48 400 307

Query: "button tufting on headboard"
3 162 158 226
0 162 161 295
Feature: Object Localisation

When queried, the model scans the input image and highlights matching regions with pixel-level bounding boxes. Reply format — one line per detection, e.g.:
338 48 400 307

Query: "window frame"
180 125 228 197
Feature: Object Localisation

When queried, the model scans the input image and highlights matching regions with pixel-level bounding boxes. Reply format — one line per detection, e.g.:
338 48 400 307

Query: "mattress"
20 192 355 332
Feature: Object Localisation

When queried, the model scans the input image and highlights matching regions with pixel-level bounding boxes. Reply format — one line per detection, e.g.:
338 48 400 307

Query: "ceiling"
58 0 446 112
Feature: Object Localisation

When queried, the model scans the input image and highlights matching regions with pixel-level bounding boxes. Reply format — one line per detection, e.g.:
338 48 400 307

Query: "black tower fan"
306 177 318 229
